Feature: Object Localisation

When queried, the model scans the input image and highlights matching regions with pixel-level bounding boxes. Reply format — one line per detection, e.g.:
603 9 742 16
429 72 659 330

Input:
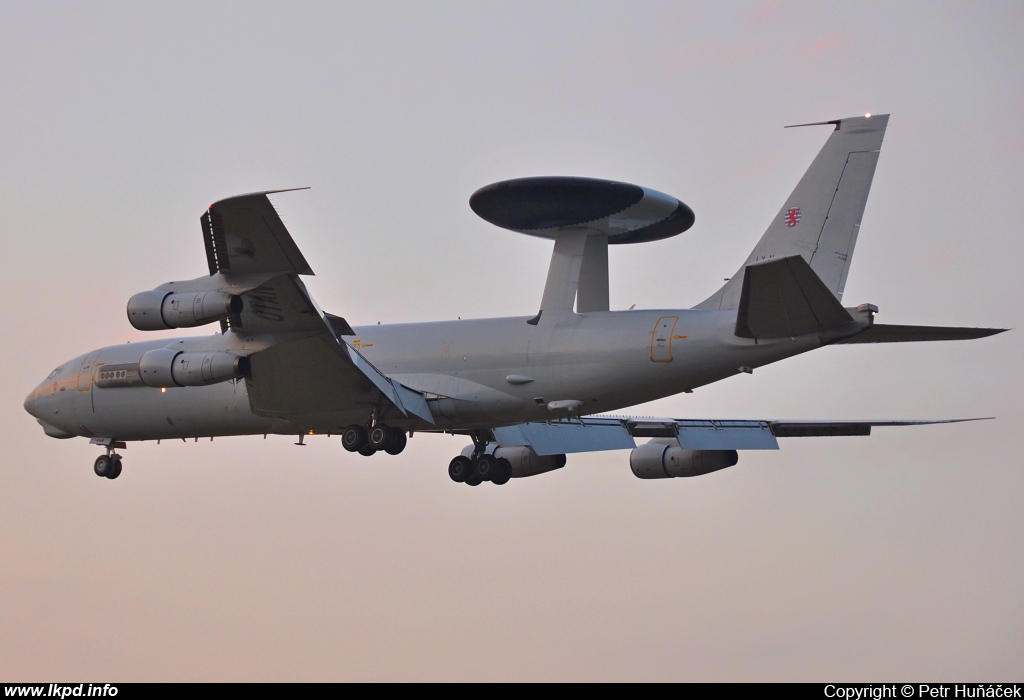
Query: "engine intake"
138 349 250 388
127 290 242 331
630 440 739 479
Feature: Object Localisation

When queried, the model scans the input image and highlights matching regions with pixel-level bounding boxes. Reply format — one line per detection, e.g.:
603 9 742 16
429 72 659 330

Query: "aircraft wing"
244 333 433 424
490 416 989 456
188 191 434 424
202 189 314 276
230 273 328 334
239 277 434 423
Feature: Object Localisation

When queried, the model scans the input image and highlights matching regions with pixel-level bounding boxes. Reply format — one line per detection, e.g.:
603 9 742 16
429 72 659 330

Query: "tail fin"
696 114 888 310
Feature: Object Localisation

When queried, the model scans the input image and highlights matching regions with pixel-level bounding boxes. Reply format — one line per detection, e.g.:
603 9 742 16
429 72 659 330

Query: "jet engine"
138 348 250 388
460 444 566 478
629 440 738 479
127 290 243 331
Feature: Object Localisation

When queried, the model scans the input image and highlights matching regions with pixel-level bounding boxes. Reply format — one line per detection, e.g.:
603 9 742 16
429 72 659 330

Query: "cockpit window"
46 366 64 380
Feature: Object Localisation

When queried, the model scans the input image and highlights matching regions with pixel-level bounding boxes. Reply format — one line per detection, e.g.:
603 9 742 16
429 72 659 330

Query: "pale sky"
1 1 1021 681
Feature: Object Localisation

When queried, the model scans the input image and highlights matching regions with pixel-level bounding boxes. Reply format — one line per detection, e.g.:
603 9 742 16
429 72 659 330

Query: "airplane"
23 113 1006 486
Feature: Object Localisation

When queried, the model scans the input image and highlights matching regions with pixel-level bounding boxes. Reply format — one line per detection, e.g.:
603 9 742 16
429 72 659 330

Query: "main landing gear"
341 422 408 457
93 452 122 480
448 436 513 487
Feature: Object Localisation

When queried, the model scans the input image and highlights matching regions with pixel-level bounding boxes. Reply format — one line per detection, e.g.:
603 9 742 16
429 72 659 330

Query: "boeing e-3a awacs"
24 114 1005 485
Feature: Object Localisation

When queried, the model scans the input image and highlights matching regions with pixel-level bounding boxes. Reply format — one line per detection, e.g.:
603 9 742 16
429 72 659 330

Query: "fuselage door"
77 351 102 392
650 316 679 362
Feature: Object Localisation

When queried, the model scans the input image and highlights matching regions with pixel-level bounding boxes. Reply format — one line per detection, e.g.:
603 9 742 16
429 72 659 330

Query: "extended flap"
492 418 636 456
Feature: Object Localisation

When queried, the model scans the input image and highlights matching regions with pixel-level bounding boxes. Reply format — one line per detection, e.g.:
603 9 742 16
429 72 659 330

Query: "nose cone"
25 381 75 439
23 387 43 420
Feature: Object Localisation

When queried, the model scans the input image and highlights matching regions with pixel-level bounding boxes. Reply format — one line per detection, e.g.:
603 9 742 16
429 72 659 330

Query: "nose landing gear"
90 438 126 480
93 453 122 480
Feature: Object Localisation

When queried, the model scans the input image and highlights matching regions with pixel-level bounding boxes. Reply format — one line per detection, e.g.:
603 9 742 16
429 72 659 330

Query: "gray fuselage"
25 308 827 442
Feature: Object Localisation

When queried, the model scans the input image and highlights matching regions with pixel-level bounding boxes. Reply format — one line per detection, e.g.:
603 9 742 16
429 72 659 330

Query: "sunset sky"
1 1 1021 680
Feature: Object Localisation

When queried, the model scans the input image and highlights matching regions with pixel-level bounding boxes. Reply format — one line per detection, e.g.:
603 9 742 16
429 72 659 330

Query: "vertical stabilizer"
696 114 888 310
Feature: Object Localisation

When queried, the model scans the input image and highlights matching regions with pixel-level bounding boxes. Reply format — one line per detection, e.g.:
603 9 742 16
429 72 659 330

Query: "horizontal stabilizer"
735 255 853 338
832 324 1008 344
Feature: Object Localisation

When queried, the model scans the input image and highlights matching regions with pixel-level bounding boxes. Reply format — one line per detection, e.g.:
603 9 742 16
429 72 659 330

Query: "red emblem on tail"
785 208 801 227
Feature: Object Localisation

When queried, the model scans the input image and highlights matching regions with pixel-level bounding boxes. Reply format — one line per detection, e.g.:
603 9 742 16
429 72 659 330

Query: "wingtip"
977 327 1010 338
264 186 311 196
784 119 842 129
208 187 311 210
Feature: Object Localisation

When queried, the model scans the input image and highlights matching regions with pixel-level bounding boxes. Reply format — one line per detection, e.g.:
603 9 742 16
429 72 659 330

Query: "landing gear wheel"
368 424 391 450
94 455 113 478
464 471 483 486
384 429 407 456
357 444 378 457
341 425 367 452
475 454 497 482
448 456 471 483
491 457 512 485
106 455 122 480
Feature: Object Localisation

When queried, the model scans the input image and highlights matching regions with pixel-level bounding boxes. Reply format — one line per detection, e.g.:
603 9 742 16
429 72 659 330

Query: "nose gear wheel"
93 453 123 480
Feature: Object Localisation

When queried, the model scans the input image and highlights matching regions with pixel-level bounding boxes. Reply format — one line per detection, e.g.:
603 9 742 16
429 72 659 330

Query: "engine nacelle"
138 349 250 388
127 290 243 331
460 444 566 478
629 441 739 479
